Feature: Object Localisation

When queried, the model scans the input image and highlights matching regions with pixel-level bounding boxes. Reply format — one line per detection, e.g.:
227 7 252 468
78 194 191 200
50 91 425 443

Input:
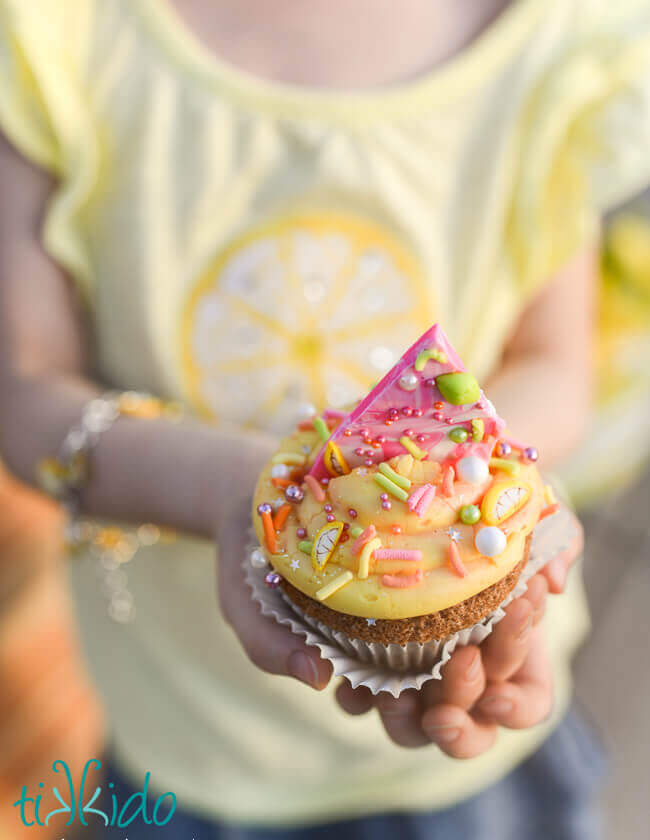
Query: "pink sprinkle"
305 474 326 502
374 549 423 562
442 466 455 497
413 408 423 417
433 411 444 421
407 485 427 512
500 435 527 452
382 570 423 588
351 525 377 556
447 540 468 578
323 408 347 420
415 485 437 517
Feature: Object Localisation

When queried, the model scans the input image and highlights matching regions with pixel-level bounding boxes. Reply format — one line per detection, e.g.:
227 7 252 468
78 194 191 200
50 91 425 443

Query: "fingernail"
288 651 319 688
515 614 533 640
480 696 513 716
465 651 482 682
547 558 567 590
425 725 460 745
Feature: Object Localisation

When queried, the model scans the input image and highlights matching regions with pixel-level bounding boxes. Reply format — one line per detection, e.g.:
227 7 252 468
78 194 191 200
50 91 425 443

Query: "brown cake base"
280 535 531 644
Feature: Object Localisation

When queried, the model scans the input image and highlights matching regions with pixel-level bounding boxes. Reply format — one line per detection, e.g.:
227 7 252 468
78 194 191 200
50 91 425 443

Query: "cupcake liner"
244 505 580 697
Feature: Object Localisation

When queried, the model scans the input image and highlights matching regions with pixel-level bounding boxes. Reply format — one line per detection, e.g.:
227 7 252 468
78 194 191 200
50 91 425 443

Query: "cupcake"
252 324 558 654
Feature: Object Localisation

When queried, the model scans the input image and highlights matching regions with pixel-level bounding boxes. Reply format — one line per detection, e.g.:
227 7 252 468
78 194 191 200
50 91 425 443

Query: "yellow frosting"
253 428 545 619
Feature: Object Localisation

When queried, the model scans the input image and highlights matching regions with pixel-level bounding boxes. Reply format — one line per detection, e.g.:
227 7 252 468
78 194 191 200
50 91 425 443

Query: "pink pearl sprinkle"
354 447 364 456
326 513 335 522
376 435 386 444
324 503 333 513
380 493 389 501
401 406 413 416
348 508 358 518
413 408 423 417
359 428 369 437
433 411 443 421
296 527 307 538
381 500 392 510
416 434 427 443
403 428 414 437
445 418 454 425
364 458 374 466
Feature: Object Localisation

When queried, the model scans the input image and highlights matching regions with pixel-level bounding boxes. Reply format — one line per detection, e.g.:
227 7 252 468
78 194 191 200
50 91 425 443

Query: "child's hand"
336 515 583 756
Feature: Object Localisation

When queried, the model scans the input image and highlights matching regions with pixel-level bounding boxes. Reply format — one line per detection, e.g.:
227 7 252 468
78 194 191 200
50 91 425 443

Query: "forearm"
0 371 274 538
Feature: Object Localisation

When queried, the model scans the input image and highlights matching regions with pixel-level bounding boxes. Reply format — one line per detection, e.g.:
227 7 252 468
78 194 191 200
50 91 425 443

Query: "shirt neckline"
133 0 544 122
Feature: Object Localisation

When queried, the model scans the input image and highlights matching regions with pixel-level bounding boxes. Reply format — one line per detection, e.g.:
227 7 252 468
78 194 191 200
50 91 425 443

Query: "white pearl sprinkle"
250 548 268 569
398 371 419 391
456 456 489 484
270 464 290 479
475 527 507 558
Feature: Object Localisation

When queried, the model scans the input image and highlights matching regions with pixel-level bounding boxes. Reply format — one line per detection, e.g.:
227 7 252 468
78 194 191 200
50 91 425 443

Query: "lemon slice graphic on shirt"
481 480 532 526
180 212 431 433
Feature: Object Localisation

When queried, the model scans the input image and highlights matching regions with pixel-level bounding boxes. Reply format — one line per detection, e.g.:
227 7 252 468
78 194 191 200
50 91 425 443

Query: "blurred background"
0 194 649 840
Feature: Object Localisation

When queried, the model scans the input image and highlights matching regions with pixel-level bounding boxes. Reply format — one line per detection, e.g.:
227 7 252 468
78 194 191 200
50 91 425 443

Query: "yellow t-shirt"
1 0 649 826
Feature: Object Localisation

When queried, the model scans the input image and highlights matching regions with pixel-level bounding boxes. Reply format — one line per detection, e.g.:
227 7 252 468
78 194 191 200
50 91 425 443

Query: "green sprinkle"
414 347 448 371
448 427 469 443
471 419 485 442
399 435 427 460
436 372 481 406
313 416 329 442
489 457 521 476
459 504 481 525
298 540 313 554
373 473 409 502
350 526 363 538
378 462 411 490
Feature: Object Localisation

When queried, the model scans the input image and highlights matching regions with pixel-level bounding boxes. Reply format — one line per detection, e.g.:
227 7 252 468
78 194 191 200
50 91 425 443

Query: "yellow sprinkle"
271 452 306 466
374 473 409 501
313 416 330 442
471 419 485 442
400 436 427 460
414 347 447 371
316 570 354 601
489 457 520 476
544 484 557 506
379 462 411 490
358 537 382 579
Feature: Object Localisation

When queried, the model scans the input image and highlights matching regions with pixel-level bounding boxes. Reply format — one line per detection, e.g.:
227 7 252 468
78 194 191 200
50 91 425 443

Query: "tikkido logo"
13 759 177 830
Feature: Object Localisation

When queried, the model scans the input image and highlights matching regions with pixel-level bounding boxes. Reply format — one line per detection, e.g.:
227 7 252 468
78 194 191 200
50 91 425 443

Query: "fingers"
476 627 553 729
524 573 548 625
423 645 485 711
481 596 534 683
539 514 584 594
421 704 498 759
375 690 431 748
217 531 332 690
335 681 374 716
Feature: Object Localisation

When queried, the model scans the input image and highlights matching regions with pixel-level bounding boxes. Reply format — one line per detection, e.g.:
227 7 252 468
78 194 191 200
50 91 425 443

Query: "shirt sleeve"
508 0 650 297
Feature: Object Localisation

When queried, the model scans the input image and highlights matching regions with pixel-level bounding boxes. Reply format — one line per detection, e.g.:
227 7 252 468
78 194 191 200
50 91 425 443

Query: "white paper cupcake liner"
244 505 580 697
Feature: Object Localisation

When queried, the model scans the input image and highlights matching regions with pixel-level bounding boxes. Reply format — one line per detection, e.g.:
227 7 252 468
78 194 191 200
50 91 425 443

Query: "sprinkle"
414 347 447 371
447 527 462 542
264 571 282 588
284 484 305 503
260 509 279 553
495 440 512 457
407 484 427 511
304 474 326 502
350 526 363 538
449 427 468 443
523 446 539 463
442 465 455 496
539 502 560 520
391 524 402 534
323 408 347 420
316 570 354 601
378 462 412 490
381 500 392 510
544 484 558 506
447 540 468 578
414 484 437 517
348 508 358 519
272 504 291 530
290 558 301 570
489 457 521 476
374 548 422 562
351 524 377 555
471 419 485 442
298 540 313 554
313 416 330 442
296 527 307 538
271 477 292 488
381 570 423 588
399 436 427 460
374 473 409 502
366 618 376 626
358 537 382 579
271 452 306 466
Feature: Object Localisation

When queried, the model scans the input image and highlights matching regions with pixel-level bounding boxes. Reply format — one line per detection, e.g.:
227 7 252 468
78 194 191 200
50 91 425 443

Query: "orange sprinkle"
381 570 423 588
351 525 377 556
273 503 291 530
305 474 326 502
442 466 455 497
271 477 292 488
261 511 278 553
447 540 468 578
539 502 560 520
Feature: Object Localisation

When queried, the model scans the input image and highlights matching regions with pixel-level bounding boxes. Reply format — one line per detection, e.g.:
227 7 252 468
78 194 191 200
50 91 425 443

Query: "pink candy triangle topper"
309 324 505 481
